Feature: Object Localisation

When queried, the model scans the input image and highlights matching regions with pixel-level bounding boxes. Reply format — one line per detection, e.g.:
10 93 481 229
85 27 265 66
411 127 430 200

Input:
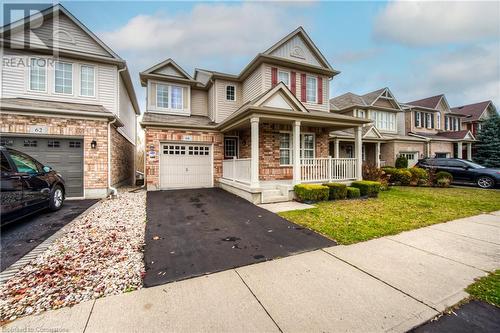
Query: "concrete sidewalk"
5 212 499 333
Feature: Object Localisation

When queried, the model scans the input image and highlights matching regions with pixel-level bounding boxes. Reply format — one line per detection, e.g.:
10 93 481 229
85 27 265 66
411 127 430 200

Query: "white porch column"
375 142 381 168
354 126 363 180
457 142 463 159
292 120 301 184
467 143 472 160
426 141 431 158
334 138 340 158
250 117 260 188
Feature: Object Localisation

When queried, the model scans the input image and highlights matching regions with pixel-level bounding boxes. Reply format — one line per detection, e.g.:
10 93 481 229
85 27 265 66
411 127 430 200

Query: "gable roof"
263 26 333 71
1 4 120 60
405 94 444 109
252 82 308 113
451 101 493 122
140 58 197 86
330 87 401 111
410 130 476 141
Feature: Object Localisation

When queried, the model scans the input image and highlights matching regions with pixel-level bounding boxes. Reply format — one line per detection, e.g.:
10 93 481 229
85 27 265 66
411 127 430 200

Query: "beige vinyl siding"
153 65 184 77
191 89 208 116
118 76 136 143
268 34 322 67
207 84 215 121
262 64 329 112
1 49 117 114
215 79 242 123
242 64 264 103
9 14 112 58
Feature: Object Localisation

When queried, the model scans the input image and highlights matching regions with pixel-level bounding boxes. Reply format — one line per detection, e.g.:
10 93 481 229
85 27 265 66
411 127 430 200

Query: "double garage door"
160 143 212 189
2 136 84 197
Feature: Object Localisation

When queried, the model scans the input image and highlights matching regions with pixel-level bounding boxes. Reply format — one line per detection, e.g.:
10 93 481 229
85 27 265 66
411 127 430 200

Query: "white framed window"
371 111 396 131
226 85 235 101
436 113 441 129
445 116 449 130
356 110 366 118
80 65 95 97
415 111 421 127
278 70 290 87
155 83 186 111
54 61 73 94
29 58 46 92
425 113 432 129
300 134 315 159
157 84 169 108
279 133 292 165
306 76 317 103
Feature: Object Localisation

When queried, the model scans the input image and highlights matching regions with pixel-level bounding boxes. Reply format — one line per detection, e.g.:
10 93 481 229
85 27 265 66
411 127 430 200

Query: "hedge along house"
0 4 140 198
402 94 475 161
140 27 370 204
329 88 428 168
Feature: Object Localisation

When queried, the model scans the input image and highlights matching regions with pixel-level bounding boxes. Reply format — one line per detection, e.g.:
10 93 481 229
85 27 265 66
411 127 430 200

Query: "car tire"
49 185 65 211
476 176 495 189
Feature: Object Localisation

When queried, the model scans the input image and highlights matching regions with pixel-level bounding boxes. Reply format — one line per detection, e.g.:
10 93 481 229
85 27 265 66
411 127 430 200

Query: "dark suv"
1 146 66 225
416 158 500 189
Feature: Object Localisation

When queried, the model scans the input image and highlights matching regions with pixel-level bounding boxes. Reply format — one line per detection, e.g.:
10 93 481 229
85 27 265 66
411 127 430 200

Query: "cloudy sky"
9 0 500 110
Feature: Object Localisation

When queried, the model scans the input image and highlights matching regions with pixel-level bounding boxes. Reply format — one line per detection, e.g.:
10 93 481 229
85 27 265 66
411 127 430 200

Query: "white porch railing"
222 157 251 184
301 157 357 182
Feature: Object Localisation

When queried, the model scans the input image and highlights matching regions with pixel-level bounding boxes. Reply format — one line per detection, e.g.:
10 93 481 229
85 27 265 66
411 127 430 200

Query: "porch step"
261 195 290 204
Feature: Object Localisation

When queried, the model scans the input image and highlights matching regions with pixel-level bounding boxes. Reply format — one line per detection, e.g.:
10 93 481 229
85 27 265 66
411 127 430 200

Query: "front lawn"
466 270 500 307
280 187 500 245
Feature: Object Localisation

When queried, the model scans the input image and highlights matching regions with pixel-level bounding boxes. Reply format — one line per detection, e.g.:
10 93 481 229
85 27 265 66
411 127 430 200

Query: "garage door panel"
160 143 212 189
3 137 84 197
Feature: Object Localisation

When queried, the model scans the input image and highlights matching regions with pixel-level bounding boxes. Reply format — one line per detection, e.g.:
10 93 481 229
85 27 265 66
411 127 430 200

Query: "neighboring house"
451 101 497 136
329 87 429 167
0 4 140 198
402 94 475 161
140 27 369 204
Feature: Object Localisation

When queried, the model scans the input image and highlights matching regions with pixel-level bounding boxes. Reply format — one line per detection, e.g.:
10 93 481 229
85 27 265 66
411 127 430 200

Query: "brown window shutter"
317 76 323 104
271 67 277 86
291 71 296 95
300 74 306 102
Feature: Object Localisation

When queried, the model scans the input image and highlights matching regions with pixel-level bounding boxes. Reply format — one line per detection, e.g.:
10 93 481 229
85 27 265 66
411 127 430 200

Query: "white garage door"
160 143 213 189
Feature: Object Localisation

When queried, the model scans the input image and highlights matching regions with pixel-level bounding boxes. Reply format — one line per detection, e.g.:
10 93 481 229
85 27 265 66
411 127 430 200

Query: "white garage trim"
159 141 214 189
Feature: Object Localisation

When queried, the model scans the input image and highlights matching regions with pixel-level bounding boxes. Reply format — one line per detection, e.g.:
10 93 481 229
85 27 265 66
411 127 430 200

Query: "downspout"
108 117 118 198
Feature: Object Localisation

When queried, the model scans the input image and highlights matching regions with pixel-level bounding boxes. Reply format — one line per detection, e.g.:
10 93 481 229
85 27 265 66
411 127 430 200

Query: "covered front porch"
218 115 366 204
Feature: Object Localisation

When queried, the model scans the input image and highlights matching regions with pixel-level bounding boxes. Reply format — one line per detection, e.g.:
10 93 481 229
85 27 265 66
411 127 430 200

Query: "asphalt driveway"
144 188 334 287
1 199 98 271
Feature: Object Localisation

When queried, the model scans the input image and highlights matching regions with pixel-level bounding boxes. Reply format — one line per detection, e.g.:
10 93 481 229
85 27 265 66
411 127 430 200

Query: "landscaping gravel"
0 188 146 323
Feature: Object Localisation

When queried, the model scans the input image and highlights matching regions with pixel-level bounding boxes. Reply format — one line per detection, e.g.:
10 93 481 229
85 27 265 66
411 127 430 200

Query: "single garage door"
2 136 84 197
160 143 212 189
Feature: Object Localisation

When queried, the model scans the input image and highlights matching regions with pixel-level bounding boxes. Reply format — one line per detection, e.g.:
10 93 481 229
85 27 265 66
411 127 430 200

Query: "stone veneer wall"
380 141 426 166
144 127 223 190
429 141 454 158
111 127 135 186
0 113 109 195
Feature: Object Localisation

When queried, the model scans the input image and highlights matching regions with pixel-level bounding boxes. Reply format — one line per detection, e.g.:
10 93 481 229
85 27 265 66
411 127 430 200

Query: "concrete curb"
0 200 102 284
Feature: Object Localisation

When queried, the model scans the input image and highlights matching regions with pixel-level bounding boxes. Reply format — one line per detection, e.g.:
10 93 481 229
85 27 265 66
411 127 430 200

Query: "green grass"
280 187 500 245
466 270 500 307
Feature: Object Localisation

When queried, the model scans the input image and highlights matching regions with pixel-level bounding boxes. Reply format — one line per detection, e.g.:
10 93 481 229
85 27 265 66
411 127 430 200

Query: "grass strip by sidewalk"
279 187 500 245
465 270 500 307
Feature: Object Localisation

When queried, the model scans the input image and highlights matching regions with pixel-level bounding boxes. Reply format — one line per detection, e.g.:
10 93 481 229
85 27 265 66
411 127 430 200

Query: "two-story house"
0 4 140 198
402 94 475 161
140 27 369 204
451 100 497 136
329 88 429 167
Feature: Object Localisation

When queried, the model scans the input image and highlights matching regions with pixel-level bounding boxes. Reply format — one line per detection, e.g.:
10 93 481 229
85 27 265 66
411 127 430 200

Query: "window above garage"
148 80 191 116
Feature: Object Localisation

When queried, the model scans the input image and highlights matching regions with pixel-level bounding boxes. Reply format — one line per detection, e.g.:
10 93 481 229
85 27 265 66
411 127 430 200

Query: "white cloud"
374 1 500 46
100 3 302 72
334 48 381 64
396 43 500 106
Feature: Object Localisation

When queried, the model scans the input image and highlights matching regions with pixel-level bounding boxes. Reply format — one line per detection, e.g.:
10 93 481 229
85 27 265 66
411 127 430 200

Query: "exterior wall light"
91 140 97 149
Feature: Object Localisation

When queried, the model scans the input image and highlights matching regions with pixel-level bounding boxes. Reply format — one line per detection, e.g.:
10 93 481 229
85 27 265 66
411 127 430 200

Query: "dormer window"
226 85 235 101
278 70 290 87
150 81 189 114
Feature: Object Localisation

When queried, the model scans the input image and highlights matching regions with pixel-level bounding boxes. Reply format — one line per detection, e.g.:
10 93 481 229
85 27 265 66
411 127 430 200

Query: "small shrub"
395 155 408 169
398 169 412 186
346 186 361 199
323 183 348 200
351 180 381 197
294 184 329 202
362 164 384 181
436 178 451 188
381 167 397 183
409 167 428 186
436 171 453 181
